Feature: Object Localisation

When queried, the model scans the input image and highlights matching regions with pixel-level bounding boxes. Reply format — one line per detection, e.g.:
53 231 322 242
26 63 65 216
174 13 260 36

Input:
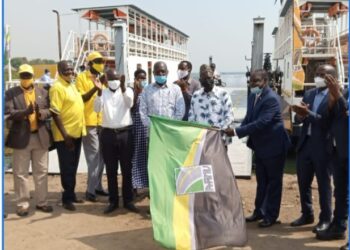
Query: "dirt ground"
4 173 347 250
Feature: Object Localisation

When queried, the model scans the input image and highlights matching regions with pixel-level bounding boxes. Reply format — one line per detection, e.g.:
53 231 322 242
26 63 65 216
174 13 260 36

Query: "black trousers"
100 127 133 206
296 137 332 222
332 148 348 231
254 152 286 221
55 138 82 203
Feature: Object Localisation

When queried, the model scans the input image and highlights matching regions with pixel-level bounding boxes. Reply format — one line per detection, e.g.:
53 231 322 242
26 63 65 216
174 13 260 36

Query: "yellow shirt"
22 88 38 132
49 76 86 141
75 71 102 126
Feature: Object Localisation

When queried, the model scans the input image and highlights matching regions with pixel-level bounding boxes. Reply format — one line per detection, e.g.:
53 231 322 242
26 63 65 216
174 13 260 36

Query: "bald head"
316 64 337 78
153 61 168 72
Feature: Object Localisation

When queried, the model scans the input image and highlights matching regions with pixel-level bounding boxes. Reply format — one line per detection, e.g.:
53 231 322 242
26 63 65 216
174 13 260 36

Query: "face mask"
250 86 263 95
108 80 120 90
177 70 189 80
20 78 34 89
154 75 167 85
141 80 148 88
92 63 105 74
314 76 326 88
200 79 215 92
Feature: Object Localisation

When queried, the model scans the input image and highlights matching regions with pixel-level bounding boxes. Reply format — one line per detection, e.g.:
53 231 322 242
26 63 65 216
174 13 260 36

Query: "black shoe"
246 212 263 222
95 189 109 196
124 203 140 213
312 221 331 234
290 215 314 227
340 242 349 250
316 222 346 240
104 203 118 214
16 207 29 217
62 202 76 211
258 218 278 228
73 197 85 204
85 192 98 202
36 205 53 213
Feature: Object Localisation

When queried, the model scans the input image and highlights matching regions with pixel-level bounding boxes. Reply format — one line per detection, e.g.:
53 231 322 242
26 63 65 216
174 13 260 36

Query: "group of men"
5 51 348 248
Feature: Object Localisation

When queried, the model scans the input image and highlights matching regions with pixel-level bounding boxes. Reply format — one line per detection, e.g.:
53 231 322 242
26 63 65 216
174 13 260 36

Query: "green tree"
11 57 28 69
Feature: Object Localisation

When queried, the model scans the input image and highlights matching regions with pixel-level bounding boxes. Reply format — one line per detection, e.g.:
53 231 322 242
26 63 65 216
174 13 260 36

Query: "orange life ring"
92 33 109 51
302 28 321 47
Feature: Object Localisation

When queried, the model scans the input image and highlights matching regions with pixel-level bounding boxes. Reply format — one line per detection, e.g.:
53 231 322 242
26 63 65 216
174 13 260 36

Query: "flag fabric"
148 116 247 250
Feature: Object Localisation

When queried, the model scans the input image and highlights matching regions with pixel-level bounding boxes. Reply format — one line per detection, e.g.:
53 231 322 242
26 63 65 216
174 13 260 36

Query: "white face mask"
314 76 326 88
108 80 120 90
177 70 189 80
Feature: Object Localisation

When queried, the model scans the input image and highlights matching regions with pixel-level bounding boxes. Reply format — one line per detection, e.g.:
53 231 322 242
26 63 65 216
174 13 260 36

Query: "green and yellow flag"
148 116 247 250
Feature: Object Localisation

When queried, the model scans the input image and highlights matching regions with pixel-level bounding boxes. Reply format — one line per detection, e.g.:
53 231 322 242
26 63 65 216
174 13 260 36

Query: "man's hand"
176 79 188 92
93 77 102 91
292 101 309 118
120 75 126 93
34 102 41 119
63 134 75 151
325 74 341 100
26 102 34 115
224 128 235 137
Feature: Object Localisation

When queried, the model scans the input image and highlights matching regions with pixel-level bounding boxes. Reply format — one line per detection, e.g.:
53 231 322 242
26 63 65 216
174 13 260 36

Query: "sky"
5 0 281 72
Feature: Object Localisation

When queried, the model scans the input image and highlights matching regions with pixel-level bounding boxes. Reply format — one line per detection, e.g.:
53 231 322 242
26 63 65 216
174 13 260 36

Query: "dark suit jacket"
236 86 291 159
5 86 51 149
329 89 348 159
296 88 331 153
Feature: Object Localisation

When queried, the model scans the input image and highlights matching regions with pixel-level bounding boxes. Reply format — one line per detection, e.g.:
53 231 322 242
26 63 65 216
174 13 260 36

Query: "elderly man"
76 51 107 202
94 69 137 214
5 64 53 216
290 64 334 233
50 60 86 211
188 64 234 146
140 61 185 127
316 69 348 242
225 69 291 227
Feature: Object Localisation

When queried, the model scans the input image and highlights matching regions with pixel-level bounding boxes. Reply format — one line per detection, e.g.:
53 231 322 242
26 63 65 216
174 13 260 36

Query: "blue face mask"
154 75 167 85
250 86 263 95
141 80 148 88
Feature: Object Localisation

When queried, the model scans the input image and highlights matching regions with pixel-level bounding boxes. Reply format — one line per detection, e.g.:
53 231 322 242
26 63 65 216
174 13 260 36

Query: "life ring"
92 33 109 51
302 28 321 47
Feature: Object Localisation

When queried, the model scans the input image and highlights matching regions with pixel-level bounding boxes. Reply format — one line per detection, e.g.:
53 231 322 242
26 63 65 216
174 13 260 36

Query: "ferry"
63 4 189 84
271 0 348 134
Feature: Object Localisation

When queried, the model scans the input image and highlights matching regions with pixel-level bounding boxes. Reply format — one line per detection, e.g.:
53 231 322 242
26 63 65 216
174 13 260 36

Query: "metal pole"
52 10 62 60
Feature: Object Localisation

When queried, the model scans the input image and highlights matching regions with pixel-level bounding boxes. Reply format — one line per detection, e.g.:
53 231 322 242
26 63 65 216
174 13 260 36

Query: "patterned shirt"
188 86 234 145
140 82 185 127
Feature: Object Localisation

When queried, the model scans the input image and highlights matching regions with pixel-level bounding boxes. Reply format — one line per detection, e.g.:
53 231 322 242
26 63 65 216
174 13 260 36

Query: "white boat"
272 0 348 133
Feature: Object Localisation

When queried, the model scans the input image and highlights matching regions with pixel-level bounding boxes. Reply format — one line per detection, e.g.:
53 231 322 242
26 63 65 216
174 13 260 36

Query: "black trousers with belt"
55 137 82 203
100 127 133 206
296 137 332 222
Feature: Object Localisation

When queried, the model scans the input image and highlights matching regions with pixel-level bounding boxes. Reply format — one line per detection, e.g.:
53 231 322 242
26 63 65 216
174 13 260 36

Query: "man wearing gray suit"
5 64 53 217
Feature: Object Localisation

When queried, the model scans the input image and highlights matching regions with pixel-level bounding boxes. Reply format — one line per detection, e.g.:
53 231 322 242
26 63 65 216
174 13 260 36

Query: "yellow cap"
18 64 34 75
87 51 103 62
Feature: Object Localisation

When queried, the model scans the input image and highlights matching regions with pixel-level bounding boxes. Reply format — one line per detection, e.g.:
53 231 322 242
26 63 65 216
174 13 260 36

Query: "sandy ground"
4 173 347 250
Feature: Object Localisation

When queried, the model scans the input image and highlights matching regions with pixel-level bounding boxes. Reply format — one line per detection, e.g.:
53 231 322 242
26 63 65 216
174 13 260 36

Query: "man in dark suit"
290 64 334 233
316 73 348 242
225 69 291 227
5 64 53 216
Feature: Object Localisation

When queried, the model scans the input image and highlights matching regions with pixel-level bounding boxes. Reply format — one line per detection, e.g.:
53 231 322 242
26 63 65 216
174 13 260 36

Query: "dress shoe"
290 215 314 227
73 197 85 204
315 222 344 240
62 202 76 211
258 218 277 228
246 212 263 222
95 189 109 196
16 207 29 217
340 242 349 250
124 203 140 213
85 192 98 202
104 203 118 214
36 205 53 213
312 221 330 233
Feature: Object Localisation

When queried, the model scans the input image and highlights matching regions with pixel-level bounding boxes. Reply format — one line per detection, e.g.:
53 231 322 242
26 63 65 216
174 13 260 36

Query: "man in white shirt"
94 69 138 214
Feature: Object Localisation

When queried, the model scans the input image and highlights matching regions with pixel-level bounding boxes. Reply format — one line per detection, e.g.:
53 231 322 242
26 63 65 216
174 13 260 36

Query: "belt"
103 125 132 133
31 130 38 134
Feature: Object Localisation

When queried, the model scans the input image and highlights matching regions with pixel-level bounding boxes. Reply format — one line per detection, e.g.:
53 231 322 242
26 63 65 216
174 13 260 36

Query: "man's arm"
36 88 51 120
139 90 150 127
174 86 185 120
219 91 234 130
235 97 279 138
76 73 101 102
